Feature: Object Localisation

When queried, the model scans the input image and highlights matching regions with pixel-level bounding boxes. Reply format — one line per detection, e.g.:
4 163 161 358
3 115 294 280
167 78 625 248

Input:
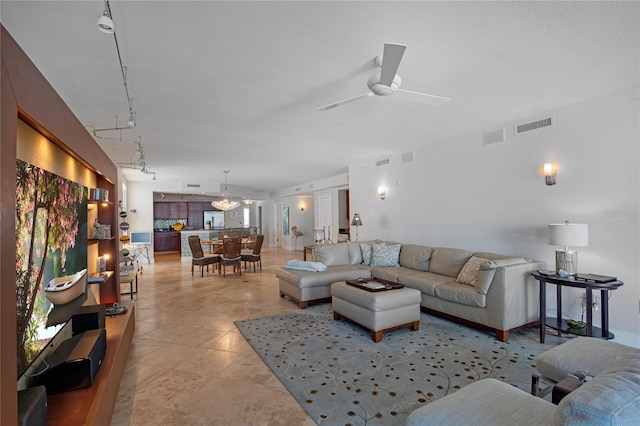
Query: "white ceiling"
2 1 638 197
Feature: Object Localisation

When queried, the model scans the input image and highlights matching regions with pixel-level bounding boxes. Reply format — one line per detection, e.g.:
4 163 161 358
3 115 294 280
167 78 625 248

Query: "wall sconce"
299 206 305 211
544 163 556 185
378 187 386 200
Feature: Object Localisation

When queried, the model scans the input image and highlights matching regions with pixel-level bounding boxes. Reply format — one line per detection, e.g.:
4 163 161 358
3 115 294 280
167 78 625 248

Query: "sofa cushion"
347 241 363 265
314 243 350 266
360 243 372 266
370 243 401 267
434 281 486 308
553 353 640 425
396 271 455 297
429 247 474 277
399 244 433 272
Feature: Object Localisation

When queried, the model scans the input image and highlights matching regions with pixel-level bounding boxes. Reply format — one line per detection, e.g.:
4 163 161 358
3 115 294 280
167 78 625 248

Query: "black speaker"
72 304 105 335
18 385 47 426
30 328 106 394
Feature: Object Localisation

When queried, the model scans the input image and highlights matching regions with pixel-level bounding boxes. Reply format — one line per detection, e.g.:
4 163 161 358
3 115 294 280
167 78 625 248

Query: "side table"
119 272 138 300
530 272 623 343
303 245 315 261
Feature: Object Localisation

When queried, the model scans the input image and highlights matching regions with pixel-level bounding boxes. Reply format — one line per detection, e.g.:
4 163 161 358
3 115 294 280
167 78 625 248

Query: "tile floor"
111 247 316 425
111 247 563 425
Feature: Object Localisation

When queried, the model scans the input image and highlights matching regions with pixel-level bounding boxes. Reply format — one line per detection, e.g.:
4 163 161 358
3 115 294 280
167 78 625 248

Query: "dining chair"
214 233 236 254
241 234 264 272
220 237 242 277
188 235 220 276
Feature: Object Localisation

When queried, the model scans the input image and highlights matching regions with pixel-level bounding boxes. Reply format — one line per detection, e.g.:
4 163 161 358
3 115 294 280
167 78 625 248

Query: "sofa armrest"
485 260 544 330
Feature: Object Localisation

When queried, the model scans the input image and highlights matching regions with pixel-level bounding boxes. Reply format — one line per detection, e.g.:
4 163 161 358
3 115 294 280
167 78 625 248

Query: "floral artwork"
15 160 87 374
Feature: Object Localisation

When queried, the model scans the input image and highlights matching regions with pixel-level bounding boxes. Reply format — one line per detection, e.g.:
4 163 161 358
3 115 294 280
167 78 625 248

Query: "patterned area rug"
235 305 543 425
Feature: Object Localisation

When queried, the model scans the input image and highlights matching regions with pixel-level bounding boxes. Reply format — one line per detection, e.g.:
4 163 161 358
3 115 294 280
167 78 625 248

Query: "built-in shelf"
88 237 116 242
87 199 113 205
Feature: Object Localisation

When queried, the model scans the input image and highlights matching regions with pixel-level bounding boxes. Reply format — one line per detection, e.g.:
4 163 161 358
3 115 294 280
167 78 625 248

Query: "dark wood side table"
552 376 582 404
531 272 623 343
303 245 315 261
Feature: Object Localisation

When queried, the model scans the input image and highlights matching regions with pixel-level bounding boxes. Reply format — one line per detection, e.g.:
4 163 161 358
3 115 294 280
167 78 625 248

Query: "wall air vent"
515 116 554 134
483 128 506 146
376 158 390 167
401 152 414 163
186 184 201 188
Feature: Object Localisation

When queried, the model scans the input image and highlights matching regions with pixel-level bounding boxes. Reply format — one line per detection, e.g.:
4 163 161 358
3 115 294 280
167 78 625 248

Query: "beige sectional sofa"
276 241 543 341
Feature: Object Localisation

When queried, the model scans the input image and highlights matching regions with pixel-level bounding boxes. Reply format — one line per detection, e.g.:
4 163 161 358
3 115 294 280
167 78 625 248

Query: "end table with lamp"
535 221 623 343
531 271 623 343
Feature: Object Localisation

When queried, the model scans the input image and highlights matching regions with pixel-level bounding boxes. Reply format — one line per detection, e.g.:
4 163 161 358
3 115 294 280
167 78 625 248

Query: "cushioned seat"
536 336 639 383
406 378 556 426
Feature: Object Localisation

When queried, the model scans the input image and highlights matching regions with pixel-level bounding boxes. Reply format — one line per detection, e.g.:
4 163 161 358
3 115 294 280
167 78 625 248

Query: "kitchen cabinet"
154 231 180 252
154 202 170 219
170 202 188 219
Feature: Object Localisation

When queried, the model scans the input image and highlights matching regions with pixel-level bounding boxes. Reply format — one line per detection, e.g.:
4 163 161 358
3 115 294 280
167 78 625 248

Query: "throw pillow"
457 256 490 287
347 241 363 265
360 243 372 266
370 243 401 267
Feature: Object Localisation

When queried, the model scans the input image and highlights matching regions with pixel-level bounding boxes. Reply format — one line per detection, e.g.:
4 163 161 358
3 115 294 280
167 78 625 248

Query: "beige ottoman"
331 281 421 342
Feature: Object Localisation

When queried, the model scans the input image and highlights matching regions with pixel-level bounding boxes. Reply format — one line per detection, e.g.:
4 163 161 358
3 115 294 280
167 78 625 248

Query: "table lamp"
351 213 363 241
548 221 588 276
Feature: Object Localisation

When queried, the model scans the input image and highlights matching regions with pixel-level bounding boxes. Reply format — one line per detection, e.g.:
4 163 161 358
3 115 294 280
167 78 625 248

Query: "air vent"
186 183 201 188
515 117 553 134
401 152 414 163
483 128 506 146
376 158 390 167
295 187 301 192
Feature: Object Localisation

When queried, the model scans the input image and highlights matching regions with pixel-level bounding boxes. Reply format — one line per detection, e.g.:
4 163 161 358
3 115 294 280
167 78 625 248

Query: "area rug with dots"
235 305 543 425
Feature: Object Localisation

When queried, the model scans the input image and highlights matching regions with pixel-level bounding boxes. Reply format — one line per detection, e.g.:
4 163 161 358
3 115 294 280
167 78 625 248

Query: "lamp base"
555 250 578 275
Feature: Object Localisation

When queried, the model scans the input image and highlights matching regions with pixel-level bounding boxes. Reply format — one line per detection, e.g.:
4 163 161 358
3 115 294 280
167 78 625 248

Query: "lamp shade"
548 222 588 247
351 213 363 227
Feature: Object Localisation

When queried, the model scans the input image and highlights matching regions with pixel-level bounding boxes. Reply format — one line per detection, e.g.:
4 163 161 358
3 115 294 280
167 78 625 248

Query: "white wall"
349 88 639 347
271 195 315 249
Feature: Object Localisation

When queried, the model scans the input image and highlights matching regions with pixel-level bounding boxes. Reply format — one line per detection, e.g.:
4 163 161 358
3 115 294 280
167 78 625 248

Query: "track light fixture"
127 107 136 127
97 0 114 34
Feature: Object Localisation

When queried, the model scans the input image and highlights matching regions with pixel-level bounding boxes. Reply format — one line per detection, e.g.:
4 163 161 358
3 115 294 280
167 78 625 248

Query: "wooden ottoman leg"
372 330 383 343
412 320 420 331
333 311 341 320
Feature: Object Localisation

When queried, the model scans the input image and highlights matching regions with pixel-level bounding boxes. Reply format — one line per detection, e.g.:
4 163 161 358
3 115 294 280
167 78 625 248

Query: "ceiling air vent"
401 152 414 163
483 128 506 146
376 158 390 167
186 183 201 188
515 116 554 134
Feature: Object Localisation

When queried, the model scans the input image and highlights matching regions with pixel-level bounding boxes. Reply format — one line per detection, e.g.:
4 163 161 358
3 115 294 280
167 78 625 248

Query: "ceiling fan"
317 43 450 111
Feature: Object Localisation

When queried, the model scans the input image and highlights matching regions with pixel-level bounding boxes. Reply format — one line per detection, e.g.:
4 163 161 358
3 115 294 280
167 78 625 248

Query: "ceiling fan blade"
317 92 373 111
396 88 451 101
379 43 406 87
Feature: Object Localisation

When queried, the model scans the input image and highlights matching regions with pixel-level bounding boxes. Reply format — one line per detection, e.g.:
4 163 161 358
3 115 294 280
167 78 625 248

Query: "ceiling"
2 1 638 197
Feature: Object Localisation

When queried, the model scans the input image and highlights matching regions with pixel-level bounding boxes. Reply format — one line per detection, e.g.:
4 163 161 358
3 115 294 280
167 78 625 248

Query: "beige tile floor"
111 247 317 425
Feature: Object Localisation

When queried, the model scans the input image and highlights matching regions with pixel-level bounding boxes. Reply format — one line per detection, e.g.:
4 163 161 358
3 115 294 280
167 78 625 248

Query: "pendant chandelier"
211 170 240 211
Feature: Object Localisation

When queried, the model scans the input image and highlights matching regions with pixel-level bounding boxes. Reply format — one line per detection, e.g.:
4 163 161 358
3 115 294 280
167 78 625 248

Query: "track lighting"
97 1 114 34
127 110 136 127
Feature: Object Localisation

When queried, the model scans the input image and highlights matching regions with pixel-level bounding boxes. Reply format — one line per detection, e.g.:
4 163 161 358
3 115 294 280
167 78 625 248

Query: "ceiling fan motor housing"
367 73 402 96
